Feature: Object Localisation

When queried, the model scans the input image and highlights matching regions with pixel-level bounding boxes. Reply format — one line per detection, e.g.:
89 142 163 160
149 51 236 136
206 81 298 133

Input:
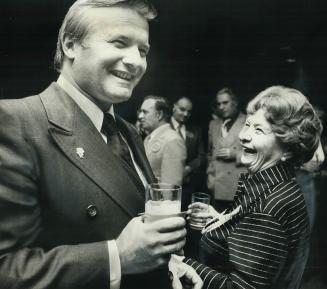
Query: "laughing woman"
169 86 322 289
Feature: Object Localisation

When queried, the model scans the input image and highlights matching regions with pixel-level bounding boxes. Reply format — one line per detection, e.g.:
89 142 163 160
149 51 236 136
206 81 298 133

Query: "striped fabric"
184 162 309 289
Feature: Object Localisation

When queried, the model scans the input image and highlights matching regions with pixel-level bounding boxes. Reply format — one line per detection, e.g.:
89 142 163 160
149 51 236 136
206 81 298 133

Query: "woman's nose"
239 128 251 142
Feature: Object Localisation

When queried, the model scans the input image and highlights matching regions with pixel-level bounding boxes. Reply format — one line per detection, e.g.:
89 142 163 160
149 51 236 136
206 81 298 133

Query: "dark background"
1 1 327 285
1 0 327 130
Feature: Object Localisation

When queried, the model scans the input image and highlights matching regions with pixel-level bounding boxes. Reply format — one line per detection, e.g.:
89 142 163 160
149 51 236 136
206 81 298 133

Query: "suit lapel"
221 113 245 146
40 83 144 217
116 116 156 184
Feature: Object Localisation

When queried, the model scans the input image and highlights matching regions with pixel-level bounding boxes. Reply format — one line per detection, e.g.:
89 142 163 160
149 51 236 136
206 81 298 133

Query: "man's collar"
223 110 240 124
171 117 182 129
148 123 170 140
57 74 114 133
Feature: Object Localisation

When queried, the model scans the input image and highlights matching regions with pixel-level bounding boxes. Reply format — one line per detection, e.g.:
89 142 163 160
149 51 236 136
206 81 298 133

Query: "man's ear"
61 34 78 60
156 110 164 121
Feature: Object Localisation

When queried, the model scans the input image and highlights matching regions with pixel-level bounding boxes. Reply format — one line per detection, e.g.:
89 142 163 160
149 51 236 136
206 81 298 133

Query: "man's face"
138 99 160 133
172 98 193 124
68 7 149 111
216 93 238 119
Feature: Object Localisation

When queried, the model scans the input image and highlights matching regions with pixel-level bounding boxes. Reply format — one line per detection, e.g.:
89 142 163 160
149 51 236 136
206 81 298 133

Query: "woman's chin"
240 154 256 168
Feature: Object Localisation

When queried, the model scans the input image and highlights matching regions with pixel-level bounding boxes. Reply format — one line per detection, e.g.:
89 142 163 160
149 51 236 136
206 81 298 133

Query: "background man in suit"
207 88 247 211
139 95 186 186
171 97 206 210
0 1 187 289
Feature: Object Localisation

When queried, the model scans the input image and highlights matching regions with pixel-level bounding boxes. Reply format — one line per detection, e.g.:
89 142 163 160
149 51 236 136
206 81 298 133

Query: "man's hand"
215 148 236 160
116 216 186 275
183 165 192 183
169 254 203 289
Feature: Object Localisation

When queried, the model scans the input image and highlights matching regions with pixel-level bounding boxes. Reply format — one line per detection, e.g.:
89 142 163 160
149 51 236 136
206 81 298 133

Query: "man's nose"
138 111 144 118
122 46 144 70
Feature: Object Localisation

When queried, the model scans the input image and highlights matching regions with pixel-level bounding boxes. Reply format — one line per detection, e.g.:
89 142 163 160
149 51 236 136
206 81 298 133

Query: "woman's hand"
168 254 203 289
187 202 221 225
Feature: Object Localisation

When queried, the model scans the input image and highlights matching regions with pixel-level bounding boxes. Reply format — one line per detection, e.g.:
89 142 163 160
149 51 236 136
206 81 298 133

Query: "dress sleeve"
184 212 288 289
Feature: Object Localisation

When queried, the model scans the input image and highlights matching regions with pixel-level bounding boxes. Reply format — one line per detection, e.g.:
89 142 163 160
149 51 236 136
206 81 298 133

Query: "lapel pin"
76 147 85 159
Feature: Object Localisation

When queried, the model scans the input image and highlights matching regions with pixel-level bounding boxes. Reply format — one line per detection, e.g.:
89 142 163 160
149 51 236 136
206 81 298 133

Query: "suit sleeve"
160 137 186 186
0 102 109 289
184 213 288 289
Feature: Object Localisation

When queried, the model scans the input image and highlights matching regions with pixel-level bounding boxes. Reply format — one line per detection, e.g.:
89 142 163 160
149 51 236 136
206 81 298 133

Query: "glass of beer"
144 183 182 222
189 192 211 230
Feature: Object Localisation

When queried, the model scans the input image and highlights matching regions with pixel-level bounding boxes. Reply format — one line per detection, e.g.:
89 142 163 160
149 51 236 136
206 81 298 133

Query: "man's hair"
144 95 171 122
217 87 238 103
54 0 157 72
174 96 192 106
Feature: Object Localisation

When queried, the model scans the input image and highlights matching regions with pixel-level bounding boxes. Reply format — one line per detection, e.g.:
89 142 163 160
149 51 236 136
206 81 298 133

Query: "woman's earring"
281 155 287 162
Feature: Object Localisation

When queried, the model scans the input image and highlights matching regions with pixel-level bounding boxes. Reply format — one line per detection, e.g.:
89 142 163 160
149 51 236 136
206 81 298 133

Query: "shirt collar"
57 74 115 133
238 161 295 200
148 123 170 140
171 117 181 130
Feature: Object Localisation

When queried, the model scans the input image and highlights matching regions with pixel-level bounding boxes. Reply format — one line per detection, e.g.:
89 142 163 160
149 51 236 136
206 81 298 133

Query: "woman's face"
239 109 286 173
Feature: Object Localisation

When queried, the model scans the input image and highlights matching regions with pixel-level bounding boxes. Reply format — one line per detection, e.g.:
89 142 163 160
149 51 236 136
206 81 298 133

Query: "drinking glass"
144 183 182 222
189 192 211 230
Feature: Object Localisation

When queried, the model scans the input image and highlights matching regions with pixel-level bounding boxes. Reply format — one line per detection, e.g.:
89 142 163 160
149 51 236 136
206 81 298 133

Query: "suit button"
86 205 98 218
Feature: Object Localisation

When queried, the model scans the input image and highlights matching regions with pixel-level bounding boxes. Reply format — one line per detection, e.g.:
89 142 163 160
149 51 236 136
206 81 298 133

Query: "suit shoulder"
238 112 246 122
209 118 222 128
0 94 42 119
162 127 182 141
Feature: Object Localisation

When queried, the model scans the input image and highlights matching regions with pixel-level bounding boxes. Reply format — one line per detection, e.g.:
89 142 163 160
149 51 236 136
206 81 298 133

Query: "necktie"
101 113 135 170
221 118 232 138
176 124 185 140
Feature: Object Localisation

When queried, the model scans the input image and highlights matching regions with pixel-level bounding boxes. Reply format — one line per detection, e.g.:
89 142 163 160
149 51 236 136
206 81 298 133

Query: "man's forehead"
217 93 232 102
177 98 192 109
142 99 156 109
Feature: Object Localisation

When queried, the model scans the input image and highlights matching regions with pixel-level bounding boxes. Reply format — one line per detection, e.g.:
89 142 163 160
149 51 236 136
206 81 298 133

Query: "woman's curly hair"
247 86 323 165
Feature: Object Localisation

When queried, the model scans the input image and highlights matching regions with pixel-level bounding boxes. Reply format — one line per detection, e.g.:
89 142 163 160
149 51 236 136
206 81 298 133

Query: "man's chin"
108 91 133 104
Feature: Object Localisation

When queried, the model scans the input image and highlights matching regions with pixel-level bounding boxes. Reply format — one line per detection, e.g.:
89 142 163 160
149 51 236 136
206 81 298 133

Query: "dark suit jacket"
184 125 206 176
0 83 160 289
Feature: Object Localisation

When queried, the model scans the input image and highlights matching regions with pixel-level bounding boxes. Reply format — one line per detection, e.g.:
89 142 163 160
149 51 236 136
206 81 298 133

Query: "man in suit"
207 88 247 211
171 97 206 210
139 95 186 186
0 1 187 289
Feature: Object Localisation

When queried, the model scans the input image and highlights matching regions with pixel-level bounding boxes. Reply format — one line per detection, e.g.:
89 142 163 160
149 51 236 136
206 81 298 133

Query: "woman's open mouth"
243 146 257 154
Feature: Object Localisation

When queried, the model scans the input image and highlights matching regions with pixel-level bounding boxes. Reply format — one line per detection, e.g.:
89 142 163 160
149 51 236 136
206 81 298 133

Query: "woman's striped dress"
184 162 310 289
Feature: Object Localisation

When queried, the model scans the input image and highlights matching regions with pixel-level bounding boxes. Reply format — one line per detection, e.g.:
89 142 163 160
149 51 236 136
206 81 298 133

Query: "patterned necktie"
101 113 135 169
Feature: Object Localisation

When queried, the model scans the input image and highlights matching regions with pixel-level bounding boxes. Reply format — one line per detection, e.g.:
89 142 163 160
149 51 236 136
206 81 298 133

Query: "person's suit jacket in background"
144 123 186 186
170 121 206 209
207 112 247 202
0 83 167 289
